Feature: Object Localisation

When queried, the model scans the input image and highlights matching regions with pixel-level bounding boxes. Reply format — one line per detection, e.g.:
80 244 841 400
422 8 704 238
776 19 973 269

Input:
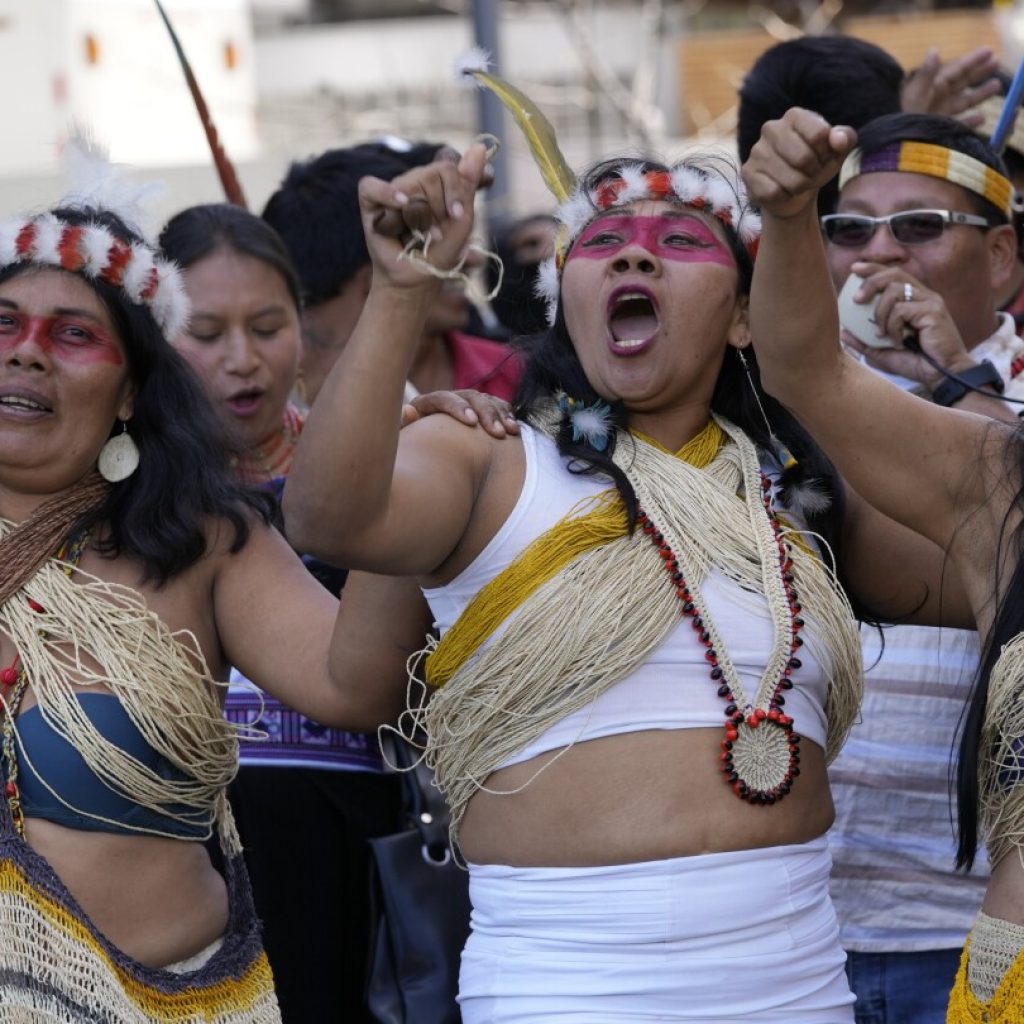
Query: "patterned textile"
0 797 280 1021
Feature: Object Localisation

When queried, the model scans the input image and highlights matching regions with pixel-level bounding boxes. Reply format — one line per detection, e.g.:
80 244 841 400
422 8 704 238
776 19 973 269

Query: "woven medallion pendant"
636 470 804 807
723 719 800 804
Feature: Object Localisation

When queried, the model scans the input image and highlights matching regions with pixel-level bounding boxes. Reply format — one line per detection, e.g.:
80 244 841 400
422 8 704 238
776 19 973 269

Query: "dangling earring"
98 421 140 482
736 347 796 471
292 366 308 412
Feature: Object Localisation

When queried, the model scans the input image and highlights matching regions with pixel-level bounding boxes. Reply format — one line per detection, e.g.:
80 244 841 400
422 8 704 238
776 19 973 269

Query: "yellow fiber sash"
425 421 724 688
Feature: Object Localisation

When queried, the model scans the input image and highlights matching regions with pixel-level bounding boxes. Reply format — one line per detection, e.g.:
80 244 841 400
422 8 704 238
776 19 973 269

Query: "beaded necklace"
232 404 303 486
1 529 91 836
623 424 804 806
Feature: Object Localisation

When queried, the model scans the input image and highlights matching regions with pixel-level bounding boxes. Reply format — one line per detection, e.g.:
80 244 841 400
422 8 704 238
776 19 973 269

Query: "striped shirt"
828 624 988 951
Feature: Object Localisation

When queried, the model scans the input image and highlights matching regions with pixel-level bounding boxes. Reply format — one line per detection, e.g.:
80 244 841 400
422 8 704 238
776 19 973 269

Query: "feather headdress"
0 127 190 338
453 52 761 324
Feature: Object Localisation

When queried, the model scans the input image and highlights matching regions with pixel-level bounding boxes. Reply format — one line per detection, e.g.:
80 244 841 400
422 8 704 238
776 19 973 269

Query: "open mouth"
607 290 660 350
226 389 265 417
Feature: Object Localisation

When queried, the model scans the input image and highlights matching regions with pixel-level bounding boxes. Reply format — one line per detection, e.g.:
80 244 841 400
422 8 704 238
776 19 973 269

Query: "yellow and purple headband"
838 141 1013 221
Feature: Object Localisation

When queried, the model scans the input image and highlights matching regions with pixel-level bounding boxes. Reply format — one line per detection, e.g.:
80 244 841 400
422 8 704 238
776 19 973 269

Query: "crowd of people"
2 25 1024 1024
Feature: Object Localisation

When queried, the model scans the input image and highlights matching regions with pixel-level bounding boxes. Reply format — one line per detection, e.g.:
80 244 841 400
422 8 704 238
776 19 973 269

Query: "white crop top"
421 424 830 769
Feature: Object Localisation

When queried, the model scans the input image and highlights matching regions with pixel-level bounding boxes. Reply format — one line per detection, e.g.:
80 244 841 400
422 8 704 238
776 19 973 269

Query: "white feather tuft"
32 213 63 264
0 220 21 266
703 175 737 216
669 165 706 205
150 259 191 338
534 257 560 325
80 224 114 277
616 163 649 204
454 47 492 88
121 243 156 304
737 208 762 245
785 477 832 518
570 406 612 445
58 125 164 240
557 191 597 243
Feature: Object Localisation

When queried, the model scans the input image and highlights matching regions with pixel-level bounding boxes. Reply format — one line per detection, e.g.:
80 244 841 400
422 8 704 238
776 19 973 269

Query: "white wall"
0 0 259 175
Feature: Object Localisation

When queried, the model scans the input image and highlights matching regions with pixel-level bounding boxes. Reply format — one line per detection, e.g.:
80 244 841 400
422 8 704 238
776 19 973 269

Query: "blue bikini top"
7 693 212 839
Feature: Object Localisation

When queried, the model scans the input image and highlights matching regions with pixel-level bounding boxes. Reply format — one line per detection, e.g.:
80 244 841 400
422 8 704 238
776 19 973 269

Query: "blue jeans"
845 949 962 1024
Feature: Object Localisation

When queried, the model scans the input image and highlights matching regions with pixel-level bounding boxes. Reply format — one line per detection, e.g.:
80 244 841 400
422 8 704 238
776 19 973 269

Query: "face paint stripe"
566 214 736 269
0 314 123 365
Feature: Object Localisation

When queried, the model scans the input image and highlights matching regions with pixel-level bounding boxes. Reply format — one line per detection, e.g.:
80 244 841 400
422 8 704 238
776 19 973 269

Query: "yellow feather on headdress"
455 48 577 205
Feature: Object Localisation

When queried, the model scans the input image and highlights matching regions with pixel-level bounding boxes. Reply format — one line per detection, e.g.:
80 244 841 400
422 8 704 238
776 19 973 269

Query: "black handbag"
366 735 471 1024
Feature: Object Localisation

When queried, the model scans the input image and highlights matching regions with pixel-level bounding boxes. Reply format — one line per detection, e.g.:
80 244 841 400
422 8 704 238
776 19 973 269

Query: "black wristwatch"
932 359 1005 407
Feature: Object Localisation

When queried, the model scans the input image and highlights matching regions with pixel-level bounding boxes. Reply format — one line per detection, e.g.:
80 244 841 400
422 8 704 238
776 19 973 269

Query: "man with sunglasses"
819 110 1018 1024
825 112 1021 418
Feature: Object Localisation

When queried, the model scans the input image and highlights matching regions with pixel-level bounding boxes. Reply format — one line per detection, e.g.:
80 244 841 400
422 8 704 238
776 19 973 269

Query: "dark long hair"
956 434 1024 868
6 206 273 585
158 203 302 311
514 157 848 573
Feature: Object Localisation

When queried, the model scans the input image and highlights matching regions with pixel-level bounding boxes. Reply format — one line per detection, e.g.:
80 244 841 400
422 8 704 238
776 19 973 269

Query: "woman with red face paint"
283 143 964 1019
0 200 456 1019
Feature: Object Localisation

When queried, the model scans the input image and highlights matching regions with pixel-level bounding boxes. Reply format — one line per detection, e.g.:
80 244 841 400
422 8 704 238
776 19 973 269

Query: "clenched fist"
741 108 858 220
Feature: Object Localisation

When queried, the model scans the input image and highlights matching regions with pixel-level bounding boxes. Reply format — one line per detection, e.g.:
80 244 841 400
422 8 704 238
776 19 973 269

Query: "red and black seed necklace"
635 471 803 807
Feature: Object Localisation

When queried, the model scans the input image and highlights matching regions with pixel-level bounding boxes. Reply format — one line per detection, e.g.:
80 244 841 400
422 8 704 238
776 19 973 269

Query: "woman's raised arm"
283 145 493 575
743 108 1004 556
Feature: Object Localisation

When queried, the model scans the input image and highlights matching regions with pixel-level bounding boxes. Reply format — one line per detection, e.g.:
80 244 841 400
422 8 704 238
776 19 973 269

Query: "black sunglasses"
820 208 995 247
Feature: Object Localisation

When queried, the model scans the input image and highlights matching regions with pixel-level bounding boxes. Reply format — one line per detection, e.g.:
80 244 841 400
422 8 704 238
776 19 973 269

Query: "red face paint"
0 312 123 366
567 214 736 268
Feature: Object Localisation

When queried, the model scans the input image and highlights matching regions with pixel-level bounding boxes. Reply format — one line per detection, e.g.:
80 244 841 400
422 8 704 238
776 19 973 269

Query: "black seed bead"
717 683 730 697
789 657 802 670
775 695 785 706
711 667 724 681
725 703 737 716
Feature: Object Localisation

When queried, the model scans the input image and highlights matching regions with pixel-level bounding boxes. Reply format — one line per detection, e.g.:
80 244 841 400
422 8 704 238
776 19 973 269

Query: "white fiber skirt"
459 835 854 1023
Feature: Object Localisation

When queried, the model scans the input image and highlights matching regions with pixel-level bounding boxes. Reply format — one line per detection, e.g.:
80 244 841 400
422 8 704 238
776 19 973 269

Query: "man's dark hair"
855 111 1011 225
738 36 904 215
261 140 444 308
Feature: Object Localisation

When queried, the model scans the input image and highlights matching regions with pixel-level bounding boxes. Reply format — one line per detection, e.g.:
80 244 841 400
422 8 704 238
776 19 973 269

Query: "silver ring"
903 282 914 303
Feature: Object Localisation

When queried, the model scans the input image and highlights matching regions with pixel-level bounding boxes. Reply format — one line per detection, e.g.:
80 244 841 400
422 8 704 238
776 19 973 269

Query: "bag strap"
381 733 453 861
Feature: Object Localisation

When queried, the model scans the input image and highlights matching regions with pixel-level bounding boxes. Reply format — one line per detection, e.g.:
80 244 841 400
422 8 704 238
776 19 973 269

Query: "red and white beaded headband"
454 52 761 324
0 212 189 338
534 164 762 325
